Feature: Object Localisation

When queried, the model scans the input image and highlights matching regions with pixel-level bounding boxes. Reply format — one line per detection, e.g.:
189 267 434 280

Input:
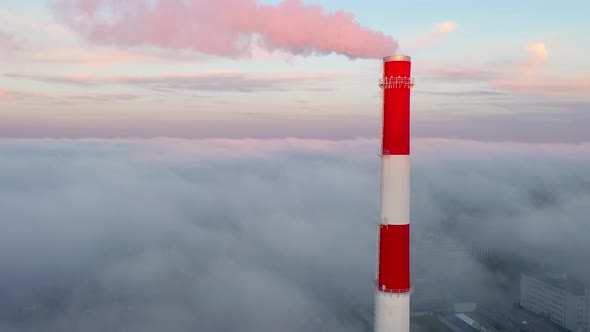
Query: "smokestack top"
383 55 411 62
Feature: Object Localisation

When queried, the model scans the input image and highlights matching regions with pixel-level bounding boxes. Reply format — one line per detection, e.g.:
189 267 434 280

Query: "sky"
1 0 589 142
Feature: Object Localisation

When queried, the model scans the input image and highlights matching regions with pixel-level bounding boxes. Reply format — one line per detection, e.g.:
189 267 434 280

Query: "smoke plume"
0 138 589 331
51 0 397 59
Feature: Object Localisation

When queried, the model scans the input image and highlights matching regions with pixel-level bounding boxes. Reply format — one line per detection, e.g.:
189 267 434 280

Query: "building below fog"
520 273 588 332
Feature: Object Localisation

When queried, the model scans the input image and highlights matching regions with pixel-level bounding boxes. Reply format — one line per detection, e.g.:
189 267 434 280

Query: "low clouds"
0 90 11 101
0 88 144 106
0 30 21 53
5 71 344 92
491 42 590 95
493 78 590 96
0 138 589 331
419 65 498 82
414 98 590 143
24 47 188 65
0 90 38 103
420 41 590 97
51 0 397 59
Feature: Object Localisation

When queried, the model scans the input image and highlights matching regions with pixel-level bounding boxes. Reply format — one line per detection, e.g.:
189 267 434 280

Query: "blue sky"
1 0 589 142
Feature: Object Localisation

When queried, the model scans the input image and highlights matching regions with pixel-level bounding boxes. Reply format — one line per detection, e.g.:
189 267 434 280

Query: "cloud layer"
1 138 589 331
51 0 397 59
5 70 344 92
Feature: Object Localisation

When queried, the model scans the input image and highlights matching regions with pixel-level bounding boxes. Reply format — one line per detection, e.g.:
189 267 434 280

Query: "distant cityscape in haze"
410 233 589 332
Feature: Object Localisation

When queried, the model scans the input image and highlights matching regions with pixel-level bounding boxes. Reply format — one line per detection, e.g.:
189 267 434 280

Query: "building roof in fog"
446 315 480 331
524 273 586 295
437 313 500 332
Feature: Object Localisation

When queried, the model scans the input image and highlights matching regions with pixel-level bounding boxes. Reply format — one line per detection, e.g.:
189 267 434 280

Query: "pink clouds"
521 42 549 76
0 90 10 101
0 31 20 52
492 42 590 96
27 47 165 65
52 0 397 59
434 22 457 34
422 41 590 97
493 78 590 97
401 21 457 53
6 69 346 92
526 42 548 63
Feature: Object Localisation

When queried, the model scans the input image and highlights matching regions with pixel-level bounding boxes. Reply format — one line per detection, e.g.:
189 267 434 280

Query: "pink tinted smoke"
53 0 397 59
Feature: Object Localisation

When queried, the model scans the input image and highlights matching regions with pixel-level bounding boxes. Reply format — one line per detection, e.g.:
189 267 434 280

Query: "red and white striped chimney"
374 55 414 332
